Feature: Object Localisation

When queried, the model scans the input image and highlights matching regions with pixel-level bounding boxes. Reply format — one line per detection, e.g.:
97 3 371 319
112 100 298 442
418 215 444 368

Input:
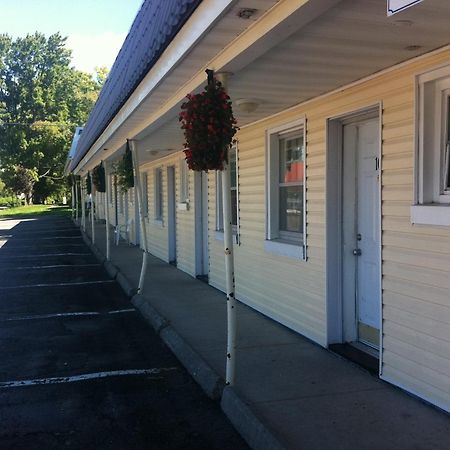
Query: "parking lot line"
0 280 115 289
0 368 179 388
1 309 136 322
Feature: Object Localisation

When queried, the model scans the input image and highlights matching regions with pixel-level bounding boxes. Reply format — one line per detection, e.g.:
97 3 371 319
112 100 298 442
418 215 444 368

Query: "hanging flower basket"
114 142 134 192
179 70 238 171
92 163 106 193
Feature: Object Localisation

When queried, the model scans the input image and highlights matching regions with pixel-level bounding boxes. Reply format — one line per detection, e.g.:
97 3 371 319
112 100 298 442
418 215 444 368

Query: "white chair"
114 218 133 245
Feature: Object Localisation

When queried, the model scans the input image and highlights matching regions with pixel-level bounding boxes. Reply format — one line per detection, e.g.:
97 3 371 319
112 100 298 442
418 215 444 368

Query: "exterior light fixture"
236 98 260 113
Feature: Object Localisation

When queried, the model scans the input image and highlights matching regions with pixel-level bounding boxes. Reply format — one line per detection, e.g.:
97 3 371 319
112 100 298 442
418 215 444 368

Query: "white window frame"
412 64 450 226
142 172 149 217
215 144 239 244
178 158 189 210
154 167 163 222
265 118 306 260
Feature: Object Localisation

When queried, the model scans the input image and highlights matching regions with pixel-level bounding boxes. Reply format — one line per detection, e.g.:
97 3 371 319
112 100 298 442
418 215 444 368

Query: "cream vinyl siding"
207 50 450 411
176 162 197 276
127 188 137 244
94 192 106 220
140 153 197 271
107 175 116 228
142 167 167 261
209 115 326 346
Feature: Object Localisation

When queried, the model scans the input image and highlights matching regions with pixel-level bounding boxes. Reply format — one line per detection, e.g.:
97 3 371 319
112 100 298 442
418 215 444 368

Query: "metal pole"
81 178 86 232
104 161 111 261
129 139 149 294
216 72 237 386
90 171 95 244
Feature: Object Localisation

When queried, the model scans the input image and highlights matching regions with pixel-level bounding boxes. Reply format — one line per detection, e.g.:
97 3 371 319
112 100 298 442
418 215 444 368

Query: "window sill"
264 239 305 260
214 230 239 245
411 204 450 226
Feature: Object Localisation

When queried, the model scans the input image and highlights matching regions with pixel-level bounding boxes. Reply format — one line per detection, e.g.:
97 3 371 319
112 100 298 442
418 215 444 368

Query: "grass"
0 204 72 219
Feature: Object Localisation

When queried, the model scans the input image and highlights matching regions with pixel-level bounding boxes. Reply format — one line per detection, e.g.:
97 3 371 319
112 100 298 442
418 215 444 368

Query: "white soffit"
77 0 280 172
81 0 450 172
77 0 340 172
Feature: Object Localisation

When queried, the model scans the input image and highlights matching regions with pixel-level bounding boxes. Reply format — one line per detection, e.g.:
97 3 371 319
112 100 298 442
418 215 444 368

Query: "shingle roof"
70 0 202 171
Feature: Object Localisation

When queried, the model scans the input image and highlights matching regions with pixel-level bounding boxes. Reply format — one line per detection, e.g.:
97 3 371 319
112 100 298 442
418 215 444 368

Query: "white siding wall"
99 50 450 412
140 154 197 272
207 50 450 412
176 163 197 276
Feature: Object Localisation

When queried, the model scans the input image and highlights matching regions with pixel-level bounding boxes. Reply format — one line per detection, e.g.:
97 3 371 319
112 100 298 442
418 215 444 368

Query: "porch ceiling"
79 0 450 170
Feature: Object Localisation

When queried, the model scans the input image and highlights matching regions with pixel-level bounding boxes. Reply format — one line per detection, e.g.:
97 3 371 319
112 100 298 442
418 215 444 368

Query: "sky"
0 0 143 73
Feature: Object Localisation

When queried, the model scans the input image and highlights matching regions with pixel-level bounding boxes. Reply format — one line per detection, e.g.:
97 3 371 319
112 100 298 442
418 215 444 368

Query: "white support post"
75 179 79 223
71 183 75 219
129 139 149 293
90 171 95 244
81 179 86 232
216 72 237 386
104 161 111 261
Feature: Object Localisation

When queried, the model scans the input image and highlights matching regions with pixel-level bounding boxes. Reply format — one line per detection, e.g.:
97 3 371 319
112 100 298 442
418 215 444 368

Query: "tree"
0 32 105 202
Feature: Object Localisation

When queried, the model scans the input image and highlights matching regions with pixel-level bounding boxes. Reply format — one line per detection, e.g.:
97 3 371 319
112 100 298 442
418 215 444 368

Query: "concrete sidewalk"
82 220 450 450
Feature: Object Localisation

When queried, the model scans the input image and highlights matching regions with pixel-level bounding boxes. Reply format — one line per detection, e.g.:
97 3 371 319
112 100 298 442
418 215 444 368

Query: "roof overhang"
73 0 450 174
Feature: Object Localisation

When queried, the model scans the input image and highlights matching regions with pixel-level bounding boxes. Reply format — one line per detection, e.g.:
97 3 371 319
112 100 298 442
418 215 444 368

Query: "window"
179 159 189 206
412 65 450 226
142 172 149 217
154 167 163 221
266 119 306 259
216 145 239 241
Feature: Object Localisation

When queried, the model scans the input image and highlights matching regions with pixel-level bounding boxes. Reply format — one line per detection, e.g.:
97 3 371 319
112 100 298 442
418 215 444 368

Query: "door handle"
353 248 362 256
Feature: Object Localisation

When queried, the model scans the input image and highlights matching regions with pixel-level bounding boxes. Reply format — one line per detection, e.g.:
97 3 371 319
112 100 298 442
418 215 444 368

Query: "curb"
160 325 225 400
116 271 136 297
77 225 286 450
104 260 118 279
132 293 223 400
221 386 286 450
131 294 168 333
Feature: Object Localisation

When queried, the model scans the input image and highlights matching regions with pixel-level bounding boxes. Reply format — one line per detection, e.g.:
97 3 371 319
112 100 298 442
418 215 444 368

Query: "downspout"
104 161 111 261
216 72 237 386
129 139 148 294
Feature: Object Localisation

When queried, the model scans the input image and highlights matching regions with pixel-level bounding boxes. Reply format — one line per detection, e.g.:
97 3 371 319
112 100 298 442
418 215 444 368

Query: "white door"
343 117 380 349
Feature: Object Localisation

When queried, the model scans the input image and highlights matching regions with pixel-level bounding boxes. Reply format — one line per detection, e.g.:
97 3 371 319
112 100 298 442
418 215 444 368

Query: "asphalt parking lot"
0 214 247 450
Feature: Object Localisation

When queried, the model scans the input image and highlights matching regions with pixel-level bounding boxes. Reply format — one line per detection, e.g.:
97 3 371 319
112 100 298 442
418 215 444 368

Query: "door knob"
353 248 362 256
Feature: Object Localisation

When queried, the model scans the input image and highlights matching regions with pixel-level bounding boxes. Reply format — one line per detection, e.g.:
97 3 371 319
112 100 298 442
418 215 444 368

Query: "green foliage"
0 32 106 202
92 164 106 192
0 204 71 218
114 145 134 192
0 196 21 208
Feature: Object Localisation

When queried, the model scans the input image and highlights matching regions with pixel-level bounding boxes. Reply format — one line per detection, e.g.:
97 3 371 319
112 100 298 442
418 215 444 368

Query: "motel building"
67 0 450 417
